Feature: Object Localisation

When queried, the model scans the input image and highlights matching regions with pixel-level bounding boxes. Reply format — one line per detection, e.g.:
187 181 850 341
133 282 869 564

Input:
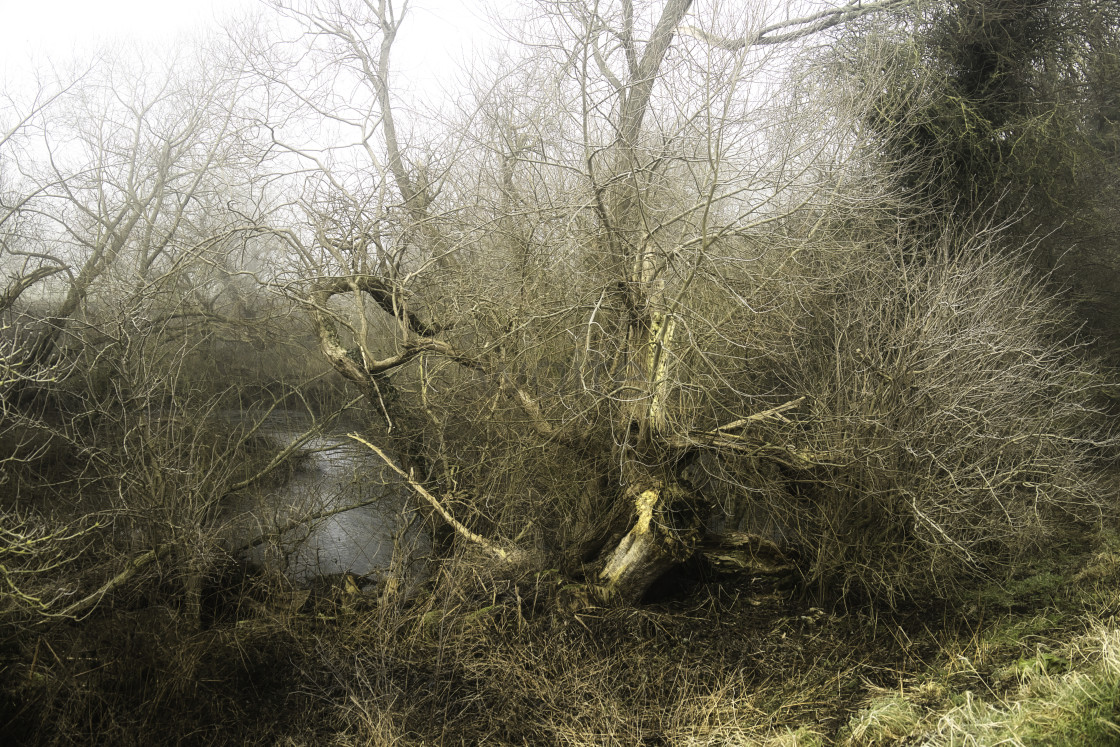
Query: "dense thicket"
1 1 1118 743
831 0 1120 350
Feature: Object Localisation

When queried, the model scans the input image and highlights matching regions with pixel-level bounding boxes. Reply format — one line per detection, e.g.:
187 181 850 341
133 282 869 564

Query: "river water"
227 412 429 587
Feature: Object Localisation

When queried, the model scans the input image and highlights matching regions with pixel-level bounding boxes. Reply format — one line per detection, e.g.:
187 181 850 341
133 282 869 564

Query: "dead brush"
296 570 897 746
763 230 1116 605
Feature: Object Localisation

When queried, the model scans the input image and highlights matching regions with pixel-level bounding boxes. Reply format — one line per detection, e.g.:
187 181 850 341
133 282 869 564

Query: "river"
227 411 429 588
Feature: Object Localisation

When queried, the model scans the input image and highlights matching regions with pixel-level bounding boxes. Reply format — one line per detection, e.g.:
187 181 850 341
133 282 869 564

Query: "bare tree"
0 77 103 623
0 76 82 314
0 41 303 627
6 47 263 370
253 0 1108 606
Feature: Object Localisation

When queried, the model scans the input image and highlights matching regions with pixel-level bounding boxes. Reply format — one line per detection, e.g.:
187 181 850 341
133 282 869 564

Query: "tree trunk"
595 477 699 603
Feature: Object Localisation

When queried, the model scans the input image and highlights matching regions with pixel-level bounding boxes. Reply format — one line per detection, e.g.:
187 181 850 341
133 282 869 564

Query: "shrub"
756 225 1113 604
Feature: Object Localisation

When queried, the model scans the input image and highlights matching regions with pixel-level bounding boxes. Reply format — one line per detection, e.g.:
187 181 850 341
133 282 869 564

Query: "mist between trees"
1 0 1119 744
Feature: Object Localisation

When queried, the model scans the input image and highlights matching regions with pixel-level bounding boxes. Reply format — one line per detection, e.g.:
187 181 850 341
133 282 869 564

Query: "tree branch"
348 433 514 561
226 397 364 493
0 265 67 313
681 0 914 51
711 397 806 433
56 543 174 620
310 275 443 337
619 0 695 145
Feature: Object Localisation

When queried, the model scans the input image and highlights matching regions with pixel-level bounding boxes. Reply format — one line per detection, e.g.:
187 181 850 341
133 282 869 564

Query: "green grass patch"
930 625 1120 745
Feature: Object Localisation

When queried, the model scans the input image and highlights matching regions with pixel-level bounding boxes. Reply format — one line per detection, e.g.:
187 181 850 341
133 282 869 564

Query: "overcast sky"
0 0 496 94
0 0 249 69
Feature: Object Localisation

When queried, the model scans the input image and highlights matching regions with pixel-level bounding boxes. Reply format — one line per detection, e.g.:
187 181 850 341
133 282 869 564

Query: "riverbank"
2 391 1116 744
4 520 1119 744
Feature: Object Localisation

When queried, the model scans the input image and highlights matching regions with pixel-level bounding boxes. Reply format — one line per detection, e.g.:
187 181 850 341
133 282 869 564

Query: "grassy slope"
839 529 1120 746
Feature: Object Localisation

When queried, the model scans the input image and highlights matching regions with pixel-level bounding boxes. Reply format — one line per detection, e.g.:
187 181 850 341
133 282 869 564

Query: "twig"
711 397 806 433
226 396 363 492
231 495 391 554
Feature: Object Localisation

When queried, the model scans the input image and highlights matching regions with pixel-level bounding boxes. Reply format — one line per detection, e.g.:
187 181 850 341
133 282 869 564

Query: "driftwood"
696 531 796 576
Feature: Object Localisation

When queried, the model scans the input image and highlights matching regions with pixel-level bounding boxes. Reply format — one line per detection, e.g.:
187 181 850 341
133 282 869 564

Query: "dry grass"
842 692 922 745
0 553 920 745
877 623 1120 746
7 525 1120 745
831 528 1120 746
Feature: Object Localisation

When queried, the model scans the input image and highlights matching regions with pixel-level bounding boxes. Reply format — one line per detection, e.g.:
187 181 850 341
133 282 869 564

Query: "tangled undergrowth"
4 521 1120 745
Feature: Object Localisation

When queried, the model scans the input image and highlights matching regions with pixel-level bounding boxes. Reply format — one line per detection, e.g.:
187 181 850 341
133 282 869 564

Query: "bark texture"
597 481 698 602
